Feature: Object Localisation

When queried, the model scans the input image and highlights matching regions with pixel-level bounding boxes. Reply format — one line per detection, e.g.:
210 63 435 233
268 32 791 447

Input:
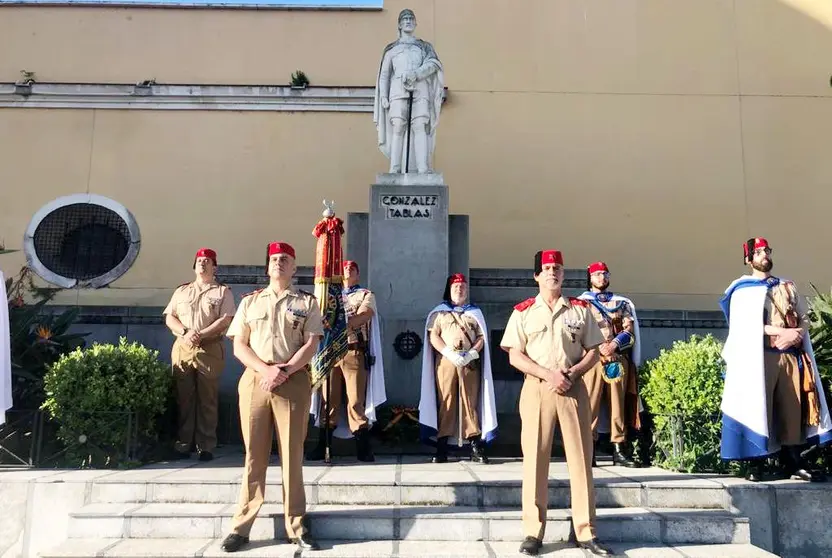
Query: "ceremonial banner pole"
310 201 348 464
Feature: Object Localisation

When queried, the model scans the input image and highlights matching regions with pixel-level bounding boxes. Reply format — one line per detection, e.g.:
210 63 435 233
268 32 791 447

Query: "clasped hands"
182 329 202 348
440 346 480 368
258 363 293 392
545 367 573 395
598 340 618 358
770 327 804 351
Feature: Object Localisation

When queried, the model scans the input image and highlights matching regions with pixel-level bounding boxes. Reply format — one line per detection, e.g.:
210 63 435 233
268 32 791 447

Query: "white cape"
418 304 498 445
578 291 644 434
720 276 832 458
1 271 13 427
310 312 386 439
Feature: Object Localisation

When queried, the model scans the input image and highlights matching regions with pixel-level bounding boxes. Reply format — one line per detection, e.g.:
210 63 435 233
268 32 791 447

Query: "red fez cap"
743 237 770 262
587 262 609 275
343 260 359 272
541 250 563 266
267 242 295 259
449 273 467 285
193 248 217 267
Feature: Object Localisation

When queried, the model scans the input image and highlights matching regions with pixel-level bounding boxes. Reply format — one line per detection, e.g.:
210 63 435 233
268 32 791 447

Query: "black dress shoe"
791 468 825 482
198 451 214 462
293 532 320 550
470 437 489 464
432 436 449 463
220 533 249 553
612 442 639 468
519 536 542 556
577 538 613 556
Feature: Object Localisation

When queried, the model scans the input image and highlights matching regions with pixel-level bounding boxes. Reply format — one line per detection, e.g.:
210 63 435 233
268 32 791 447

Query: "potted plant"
290 70 310 90
0 238 18 255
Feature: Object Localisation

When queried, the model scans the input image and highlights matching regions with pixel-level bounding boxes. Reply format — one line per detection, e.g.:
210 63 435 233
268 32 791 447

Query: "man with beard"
500 250 612 557
163 248 235 461
419 273 497 464
579 262 642 468
308 260 386 462
221 242 323 553
720 237 832 482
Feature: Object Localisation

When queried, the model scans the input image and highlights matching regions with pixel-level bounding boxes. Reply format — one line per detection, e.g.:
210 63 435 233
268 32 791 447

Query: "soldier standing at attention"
163 248 235 461
220 242 323 553
579 261 642 468
500 250 612 557
308 259 384 462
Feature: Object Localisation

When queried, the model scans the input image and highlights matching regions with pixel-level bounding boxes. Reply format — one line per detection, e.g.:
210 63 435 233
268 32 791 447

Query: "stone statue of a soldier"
373 9 444 174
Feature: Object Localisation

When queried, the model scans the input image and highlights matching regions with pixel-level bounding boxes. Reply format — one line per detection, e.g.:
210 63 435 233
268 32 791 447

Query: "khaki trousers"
436 357 481 439
520 375 596 543
231 368 311 539
171 339 224 453
320 349 369 432
583 359 628 443
764 351 804 446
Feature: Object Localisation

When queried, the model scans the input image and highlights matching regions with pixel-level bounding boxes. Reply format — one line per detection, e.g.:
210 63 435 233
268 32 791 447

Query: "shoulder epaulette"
514 297 535 312
176 281 191 289
298 289 315 297
242 288 263 299
569 297 588 307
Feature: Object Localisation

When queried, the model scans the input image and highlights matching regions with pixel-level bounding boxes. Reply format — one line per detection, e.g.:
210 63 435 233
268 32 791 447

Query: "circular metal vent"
24 195 140 288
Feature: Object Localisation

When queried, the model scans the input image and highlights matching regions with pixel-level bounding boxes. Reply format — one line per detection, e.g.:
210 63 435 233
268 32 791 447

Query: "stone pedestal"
346 172 469 405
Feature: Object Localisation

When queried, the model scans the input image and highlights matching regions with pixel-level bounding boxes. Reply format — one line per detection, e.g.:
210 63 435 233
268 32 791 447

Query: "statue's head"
398 9 417 35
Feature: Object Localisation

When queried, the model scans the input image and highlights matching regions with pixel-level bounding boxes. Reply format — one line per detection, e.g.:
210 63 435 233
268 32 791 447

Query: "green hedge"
639 334 728 473
41 338 172 468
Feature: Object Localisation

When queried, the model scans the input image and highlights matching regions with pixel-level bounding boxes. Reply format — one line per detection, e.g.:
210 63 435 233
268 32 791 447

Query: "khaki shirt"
585 296 635 342
163 281 236 333
500 295 604 370
226 285 324 364
344 288 376 344
429 311 483 351
765 280 810 330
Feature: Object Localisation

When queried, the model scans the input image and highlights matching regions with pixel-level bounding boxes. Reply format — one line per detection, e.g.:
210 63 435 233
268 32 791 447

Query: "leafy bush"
5 267 89 409
807 284 832 471
808 284 832 392
41 338 172 468
639 334 728 473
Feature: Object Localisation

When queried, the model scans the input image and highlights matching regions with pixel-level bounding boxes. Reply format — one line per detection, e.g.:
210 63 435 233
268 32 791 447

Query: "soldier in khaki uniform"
419 273 497 464
220 242 323 553
163 248 235 461
500 250 612 557
720 238 832 482
307 260 378 462
579 262 641 468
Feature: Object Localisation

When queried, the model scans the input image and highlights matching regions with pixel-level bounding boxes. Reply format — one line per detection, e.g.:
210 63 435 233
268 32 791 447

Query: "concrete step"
40 538 779 558
67 503 750 545
84 457 730 509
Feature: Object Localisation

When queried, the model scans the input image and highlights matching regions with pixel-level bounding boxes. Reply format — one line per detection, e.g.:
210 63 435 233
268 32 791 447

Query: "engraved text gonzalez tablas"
379 194 438 220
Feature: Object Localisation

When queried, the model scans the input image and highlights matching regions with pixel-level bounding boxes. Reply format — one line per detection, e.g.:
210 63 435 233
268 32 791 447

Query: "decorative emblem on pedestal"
393 330 422 360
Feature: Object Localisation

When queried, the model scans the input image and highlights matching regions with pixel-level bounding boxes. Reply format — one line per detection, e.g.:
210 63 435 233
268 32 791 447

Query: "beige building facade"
1 0 831 312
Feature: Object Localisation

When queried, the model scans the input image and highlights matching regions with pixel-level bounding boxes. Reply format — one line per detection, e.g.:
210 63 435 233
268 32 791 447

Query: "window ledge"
0 82 381 112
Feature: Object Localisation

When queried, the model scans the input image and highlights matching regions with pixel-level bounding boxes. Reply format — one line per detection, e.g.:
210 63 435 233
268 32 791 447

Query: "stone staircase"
37 453 777 558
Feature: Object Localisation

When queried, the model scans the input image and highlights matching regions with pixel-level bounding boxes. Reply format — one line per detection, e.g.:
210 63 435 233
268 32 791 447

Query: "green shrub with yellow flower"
2 252 89 410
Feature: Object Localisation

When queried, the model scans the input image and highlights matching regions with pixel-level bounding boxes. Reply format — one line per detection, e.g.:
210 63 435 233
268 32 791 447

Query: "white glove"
459 350 479 366
441 346 466 367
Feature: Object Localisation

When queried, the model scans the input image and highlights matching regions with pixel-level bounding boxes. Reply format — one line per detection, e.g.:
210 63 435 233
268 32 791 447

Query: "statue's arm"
379 52 393 101
415 44 441 80
415 59 439 81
